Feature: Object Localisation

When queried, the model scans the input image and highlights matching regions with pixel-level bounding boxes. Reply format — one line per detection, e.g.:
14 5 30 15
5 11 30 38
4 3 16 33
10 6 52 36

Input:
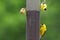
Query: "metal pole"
26 0 40 40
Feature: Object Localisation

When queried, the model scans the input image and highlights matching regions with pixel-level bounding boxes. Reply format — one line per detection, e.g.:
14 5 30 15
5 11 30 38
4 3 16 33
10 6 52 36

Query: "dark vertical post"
26 0 40 40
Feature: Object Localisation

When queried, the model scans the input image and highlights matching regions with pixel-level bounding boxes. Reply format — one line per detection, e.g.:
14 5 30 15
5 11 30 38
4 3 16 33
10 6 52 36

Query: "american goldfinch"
40 24 47 39
40 0 47 11
20 8 26 15
40 2 47 11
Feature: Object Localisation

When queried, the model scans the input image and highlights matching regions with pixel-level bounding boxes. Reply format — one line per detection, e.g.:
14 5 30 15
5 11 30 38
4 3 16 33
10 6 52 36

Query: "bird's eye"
44 8 47 11
42 24 43 25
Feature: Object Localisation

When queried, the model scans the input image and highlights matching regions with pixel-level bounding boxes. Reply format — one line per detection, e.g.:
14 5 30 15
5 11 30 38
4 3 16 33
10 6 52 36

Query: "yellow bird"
20 8 26 15
40 3 47 11
40 24 47 38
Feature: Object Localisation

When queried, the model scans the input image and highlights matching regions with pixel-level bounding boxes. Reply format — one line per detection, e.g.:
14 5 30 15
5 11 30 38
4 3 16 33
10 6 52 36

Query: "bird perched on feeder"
20 8 26 15
40 24 47 39
40 0 47 11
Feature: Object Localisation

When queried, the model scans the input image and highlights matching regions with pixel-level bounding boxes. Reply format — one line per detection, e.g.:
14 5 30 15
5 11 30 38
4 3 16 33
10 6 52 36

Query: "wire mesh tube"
26 10 40 40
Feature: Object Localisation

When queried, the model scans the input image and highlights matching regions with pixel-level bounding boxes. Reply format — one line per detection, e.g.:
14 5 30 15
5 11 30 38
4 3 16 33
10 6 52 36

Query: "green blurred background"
0 0 60 40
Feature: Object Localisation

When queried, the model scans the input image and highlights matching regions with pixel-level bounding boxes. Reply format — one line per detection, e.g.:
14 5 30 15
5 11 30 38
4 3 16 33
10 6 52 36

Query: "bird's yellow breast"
40 24 47 36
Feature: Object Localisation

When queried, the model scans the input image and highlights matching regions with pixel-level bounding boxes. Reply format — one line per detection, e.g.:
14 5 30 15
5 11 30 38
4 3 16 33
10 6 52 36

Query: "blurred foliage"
0 0 26 40
0 0 60 40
